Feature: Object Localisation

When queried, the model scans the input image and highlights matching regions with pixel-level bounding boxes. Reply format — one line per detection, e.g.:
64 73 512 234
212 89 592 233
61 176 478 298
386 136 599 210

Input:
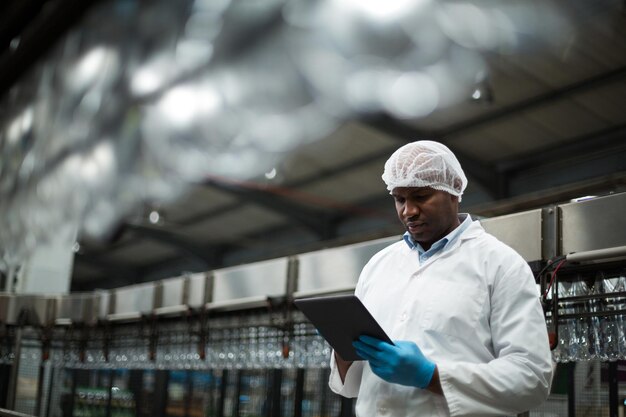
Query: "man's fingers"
358 335 395 352
353 341 382 359
369 364 391 380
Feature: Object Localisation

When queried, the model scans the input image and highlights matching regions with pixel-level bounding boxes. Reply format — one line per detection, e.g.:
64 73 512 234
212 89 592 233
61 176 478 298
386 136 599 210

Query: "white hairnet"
382 140 468 200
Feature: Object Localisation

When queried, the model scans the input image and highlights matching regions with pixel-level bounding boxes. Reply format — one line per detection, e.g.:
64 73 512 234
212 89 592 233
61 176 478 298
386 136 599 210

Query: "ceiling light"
470 81 494 103
148 210 160 224
264 168 277 179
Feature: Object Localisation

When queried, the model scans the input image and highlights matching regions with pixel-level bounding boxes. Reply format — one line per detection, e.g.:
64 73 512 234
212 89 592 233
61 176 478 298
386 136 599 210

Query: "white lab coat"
329 220 553 417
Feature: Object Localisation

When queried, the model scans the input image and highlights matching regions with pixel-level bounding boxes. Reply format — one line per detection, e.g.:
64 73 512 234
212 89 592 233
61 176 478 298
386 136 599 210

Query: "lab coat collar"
446 219 484 250
413 221 484 273
410 217 485 271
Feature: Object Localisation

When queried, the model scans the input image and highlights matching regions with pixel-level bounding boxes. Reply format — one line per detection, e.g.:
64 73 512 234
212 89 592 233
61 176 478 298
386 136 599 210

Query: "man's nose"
403 201 419 217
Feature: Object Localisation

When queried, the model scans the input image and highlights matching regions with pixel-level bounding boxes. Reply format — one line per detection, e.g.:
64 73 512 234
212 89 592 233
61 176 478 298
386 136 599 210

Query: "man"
329 141 553 416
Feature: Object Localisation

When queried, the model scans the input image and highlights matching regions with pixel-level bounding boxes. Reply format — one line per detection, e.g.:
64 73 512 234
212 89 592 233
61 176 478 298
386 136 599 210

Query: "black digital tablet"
294 294 394 361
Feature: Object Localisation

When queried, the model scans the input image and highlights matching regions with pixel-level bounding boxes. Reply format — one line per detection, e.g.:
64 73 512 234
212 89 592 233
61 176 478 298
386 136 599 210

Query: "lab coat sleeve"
437 259 553 416
327 257 378 398
328 353 365 397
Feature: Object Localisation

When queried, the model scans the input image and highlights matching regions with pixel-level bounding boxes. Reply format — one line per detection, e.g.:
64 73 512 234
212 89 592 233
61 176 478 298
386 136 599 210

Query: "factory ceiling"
0 0 625 290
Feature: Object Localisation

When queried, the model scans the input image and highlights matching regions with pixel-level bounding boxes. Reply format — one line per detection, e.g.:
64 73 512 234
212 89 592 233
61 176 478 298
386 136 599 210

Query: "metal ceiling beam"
455 152 507 198
132 241 239 282
123 223 221 267
497 123 626 173
179 150 393 228
73 253 140 283
205 178 339 239
286 146 393 188
439 66 626 138
71 273 134 291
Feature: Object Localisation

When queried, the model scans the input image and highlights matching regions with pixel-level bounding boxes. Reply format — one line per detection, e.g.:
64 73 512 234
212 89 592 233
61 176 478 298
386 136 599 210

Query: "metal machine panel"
161 277 185 308
4 295 33 325
0 294 12 323
30 296 55 325
113 282 155 315
187 272 207 307
212 258 289 303
295 236 399 297
479 209 543 262
0 295 52 325
56 293 97 323
95 290 110 318
8 296 23 324
560 193 626 255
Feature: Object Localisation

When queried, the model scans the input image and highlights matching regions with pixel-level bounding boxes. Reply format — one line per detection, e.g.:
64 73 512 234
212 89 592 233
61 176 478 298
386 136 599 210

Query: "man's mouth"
407 222 426 233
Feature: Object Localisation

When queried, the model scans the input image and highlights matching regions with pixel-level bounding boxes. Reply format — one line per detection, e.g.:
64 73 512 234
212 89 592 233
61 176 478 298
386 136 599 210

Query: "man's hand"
352 335 436 389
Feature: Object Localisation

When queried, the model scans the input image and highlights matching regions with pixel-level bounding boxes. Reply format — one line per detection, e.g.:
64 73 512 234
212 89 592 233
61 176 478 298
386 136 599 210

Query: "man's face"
392 187 460 250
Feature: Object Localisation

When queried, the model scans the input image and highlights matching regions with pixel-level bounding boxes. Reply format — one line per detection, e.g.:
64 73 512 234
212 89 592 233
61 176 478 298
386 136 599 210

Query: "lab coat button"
378 407 387 414
400 312 408 321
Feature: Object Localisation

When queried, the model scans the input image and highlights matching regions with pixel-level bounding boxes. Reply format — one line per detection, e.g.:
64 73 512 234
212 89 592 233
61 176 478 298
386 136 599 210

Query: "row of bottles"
548 270 626 362
57 367 347 417
73 387 135 417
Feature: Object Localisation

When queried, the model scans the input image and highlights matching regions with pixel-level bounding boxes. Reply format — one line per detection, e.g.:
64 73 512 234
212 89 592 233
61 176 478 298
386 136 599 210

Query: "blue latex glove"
353 335 436 389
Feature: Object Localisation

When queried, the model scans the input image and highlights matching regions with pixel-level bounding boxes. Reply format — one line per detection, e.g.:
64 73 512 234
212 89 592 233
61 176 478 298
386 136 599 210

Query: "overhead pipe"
565 245 626 263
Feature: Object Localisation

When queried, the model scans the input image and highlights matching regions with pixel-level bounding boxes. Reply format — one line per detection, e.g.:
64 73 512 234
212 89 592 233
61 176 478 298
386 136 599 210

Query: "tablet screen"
294 294 394 361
